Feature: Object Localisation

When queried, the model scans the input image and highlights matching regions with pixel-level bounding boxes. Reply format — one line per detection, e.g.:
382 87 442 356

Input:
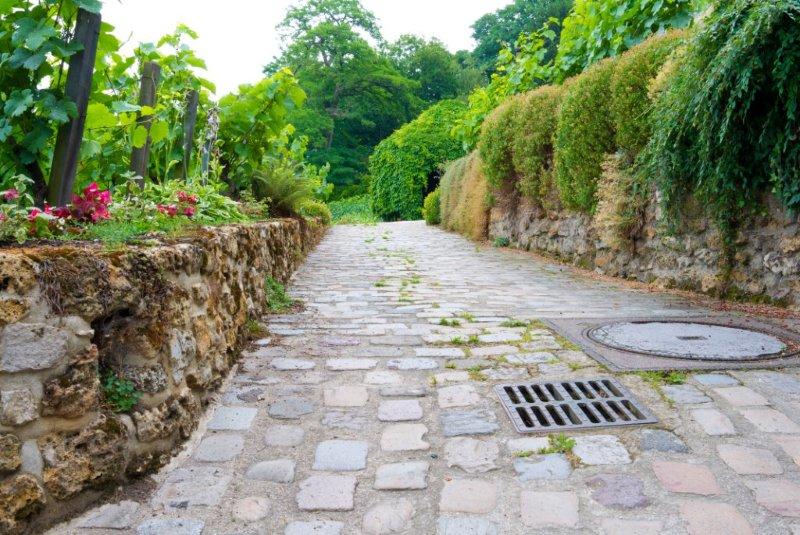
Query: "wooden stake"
47 9 101 206
130 61 161 185
176 89 199 179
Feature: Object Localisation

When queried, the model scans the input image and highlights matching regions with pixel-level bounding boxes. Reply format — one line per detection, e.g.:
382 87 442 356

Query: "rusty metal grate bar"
494 377 657 433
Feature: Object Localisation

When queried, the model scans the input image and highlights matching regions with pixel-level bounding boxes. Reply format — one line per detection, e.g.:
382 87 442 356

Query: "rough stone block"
207 406 257 430
313 440 369 471
77 500 138 529
380 424 429 451
296 475 357 511
739 408 800 433
444 437 499 474
378 400 423 421
374 461 429 490
514 454 571 481
437 385 480 408
362 499 415 535
285 521 344 535
680 501 753 535
269 397 315 419
0 323 69 373
745 479 800 517
437 517 498 535
520 491 579 528
652 461 721 495
713 386 769 406
265 425 305 447
717 444 782 475
586 473 649 509
0 388 38 426
324 386 369 408
440 409 499 437
136 518 204 535
439 479 498 514
245 459 296 482
573 435 631 465
691 408 736 436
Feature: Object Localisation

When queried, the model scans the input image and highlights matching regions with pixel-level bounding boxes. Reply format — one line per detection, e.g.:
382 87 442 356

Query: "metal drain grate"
495 377 657 433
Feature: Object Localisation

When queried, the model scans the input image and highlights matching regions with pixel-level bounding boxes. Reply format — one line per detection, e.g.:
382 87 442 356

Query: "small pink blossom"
183 205 196 217
157 204 178 217
2 189 19 202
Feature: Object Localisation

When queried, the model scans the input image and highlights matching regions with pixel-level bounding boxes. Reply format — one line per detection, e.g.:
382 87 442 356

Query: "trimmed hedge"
369 100 467 221
512 85 564 200
553 57 618 212
422 188 441 225
477 96 521 188
610 30 685 161
440 153 490 240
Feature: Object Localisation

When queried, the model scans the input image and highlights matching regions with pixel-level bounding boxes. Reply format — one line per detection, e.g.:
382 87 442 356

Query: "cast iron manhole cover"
588 321 787 361
495 378 657 433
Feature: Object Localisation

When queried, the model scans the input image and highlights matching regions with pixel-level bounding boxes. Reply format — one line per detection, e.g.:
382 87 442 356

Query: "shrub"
369 100 467 221
511 85 564 200
299 199 332 225
609 31 686 161
328 195 378 225
252 167 316 217
643 0 800 230
554 57 618 212
477 96 521 188
440 153 490 240
422 188 441 225
102 372 142 413
265 276 294 312
593 155 648 250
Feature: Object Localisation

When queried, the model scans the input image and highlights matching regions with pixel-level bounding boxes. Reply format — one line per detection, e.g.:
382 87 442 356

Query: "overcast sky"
101 0 510 96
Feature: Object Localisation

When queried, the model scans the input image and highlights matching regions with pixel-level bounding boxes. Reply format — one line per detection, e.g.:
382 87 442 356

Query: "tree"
471 0 573 75
269 0 420 192
385 35 480 103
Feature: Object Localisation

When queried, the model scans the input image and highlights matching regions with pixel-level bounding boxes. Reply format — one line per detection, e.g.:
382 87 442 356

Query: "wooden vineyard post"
176 90 199 179
130 61 161 186
200 106 219 182
47 8 101 206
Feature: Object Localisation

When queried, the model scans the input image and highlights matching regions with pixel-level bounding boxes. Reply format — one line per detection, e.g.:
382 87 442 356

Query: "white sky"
102 0 510 96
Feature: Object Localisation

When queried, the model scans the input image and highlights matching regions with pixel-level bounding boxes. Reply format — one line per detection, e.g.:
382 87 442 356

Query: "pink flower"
183 205 196 217
0 213 6 222
2 189 19 202
52 206 71 219
177 191 199 204
157 204 178 217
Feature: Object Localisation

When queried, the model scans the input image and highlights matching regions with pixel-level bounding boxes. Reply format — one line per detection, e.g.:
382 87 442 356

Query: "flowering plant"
157 190 198 218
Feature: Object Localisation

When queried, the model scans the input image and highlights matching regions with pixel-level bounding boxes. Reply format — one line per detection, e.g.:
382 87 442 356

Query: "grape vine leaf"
4 90 34 117
131 125 148 148
149 120 169 143
70 0 102 13
86 103 118 129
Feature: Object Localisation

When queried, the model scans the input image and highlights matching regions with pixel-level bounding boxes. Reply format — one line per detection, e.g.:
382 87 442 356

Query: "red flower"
66 183 112 223
52 206 71 219
157 204 178 217
183 205 196 217
177 191 198 205
0 213 6 222
2 189 19 202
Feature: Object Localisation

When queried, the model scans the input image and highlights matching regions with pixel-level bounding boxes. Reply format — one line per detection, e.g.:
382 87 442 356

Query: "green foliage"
422 188 441 225
369 100 466 221
637 370 687 387
643 0 800 229
298 198 332 224
554 0 698 82
478 97 520 188
453 21 560 152
265 276 294 312
554 57 617 212
512 85 564 199
609 31 685 160
493 236 510 247
253 166 317 218
270 0 420 191
471 0 573 75
328 194 378 224
538 433 576 454
439 153 490 240
102 372 142 413
217 69 308 189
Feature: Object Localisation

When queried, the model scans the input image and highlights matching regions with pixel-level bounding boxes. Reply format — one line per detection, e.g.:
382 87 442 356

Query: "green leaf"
0 0 15 15
131 125 148 148
0 119 11 142
85 103 118 129
4 90 34 117
149 120 169 143
111 101 141 113
70 0 102 13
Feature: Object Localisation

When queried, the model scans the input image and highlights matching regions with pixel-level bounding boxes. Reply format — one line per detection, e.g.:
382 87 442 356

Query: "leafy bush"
439 154 490 240
477 97 521 188
593 155 648 250
511 85 564 200
328 195 378 225
554 57 618 212
554 0 698 81
369 100 467 221
422 188 441 225
643 0 800 230
252 166 316 217
610 31 686 161
102 372 142 413
299 199 332 224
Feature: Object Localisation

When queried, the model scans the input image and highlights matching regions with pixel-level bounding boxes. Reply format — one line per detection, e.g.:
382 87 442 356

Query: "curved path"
52 221 800 534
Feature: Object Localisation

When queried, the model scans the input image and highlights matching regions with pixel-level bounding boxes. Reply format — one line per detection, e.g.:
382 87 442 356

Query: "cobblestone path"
53 221 800 534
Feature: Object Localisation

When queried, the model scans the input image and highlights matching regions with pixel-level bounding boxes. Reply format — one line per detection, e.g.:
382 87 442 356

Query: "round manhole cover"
587 321 787 361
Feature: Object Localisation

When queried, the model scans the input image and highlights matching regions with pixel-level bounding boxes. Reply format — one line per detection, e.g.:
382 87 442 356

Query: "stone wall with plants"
489 190 800 307
0 219 324 533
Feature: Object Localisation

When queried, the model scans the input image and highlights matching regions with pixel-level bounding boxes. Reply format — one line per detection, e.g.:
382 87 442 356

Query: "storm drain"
495 378 657 433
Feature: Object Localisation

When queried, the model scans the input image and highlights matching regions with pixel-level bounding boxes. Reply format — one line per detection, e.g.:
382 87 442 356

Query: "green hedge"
477 96 521 188
369 100 467 221
610 30 685 161
422 188 441 225
512 85 564 199
553 57 618 212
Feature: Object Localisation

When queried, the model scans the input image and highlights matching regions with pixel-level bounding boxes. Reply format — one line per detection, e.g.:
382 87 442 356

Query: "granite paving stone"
739 407 800 433
136 518 204 535
194 433 245 462
680 501 753 535
76 501 139 529
324 386 369 407
296 475 358 511
269 397 315 419
599 519 662 535
378 399 423 421
284 521 344 535
691 408 737 436
514 454 571 481
662 384 712 404
640 429 689 453
437 384 480 408
386 358 438 370
440 409 499 436
693 373 740 387
245 459 296 482
716 444 782 475
444 437 499 473
325 358 378 371
373 461 429 490
573 435 631 465
437 517 498 535
520 491 579 528
713 386 769 406
207 406 258 430
265 425 305 447
380 424 430 451
745 480 800 517
362 499 415 535
652 461 721 495
313 440 369 471
271 358 316 370
586 473 650 509
233 496 271 522
774 435 800 466
439 479 498 514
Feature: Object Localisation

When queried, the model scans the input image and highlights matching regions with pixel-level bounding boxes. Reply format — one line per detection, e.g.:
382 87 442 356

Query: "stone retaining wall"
489 192 800 308
0 219 324 533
